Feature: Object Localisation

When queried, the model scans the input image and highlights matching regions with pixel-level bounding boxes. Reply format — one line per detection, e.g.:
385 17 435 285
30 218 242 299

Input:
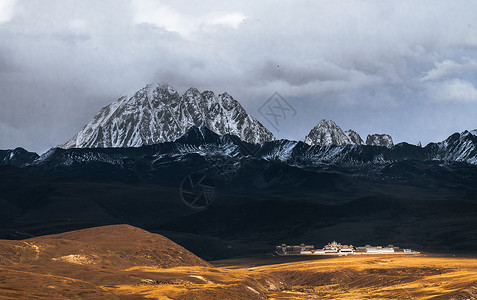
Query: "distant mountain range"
1 80 475 170
2 126 476 173
61 83 399 150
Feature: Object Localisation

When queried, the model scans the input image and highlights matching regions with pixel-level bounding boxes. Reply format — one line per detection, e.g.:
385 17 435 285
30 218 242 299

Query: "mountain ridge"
2 126 477 169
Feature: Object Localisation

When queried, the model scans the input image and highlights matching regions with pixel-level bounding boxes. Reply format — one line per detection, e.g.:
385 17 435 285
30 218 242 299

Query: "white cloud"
68 19 89 32
430 79 477 103
206 13 244 29
421 58 477 81
131 1 190 36
131 0 245 37
0 0 17 24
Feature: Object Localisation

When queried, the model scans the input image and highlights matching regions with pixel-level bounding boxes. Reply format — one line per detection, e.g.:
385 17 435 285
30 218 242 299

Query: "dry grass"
103 265 287 299
259 255 477 299
99 255 477 299
2 226 477 299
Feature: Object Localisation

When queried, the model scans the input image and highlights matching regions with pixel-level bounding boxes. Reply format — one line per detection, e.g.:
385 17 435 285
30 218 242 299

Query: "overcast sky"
1 0 477 154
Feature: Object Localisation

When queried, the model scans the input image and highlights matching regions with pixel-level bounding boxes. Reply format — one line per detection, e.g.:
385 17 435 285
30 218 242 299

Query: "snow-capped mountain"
304 120 364 146
63 84 275 149
366 134 394 148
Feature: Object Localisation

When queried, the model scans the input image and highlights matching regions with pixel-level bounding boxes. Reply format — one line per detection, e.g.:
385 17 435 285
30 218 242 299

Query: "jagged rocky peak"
62 83 275 149
345 129 364 145
304 120 363 146
435 129 477 164
444 130 477 145
366 134 394 148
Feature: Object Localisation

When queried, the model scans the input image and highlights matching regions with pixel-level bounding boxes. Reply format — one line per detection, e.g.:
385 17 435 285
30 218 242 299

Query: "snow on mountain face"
63 84 275 148
366 134 394 148
434 130 477 164
345 129 364 145
304 120 363 146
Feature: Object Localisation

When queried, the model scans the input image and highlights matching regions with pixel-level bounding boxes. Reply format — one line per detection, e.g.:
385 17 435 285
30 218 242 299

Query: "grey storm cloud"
1 0 477 153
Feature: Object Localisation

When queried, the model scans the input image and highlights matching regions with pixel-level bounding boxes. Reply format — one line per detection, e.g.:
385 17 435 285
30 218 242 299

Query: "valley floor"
2 254 477 299
99 255 477 299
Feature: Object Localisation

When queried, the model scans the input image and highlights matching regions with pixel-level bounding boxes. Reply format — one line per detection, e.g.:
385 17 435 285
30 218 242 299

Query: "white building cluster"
276 241 419 256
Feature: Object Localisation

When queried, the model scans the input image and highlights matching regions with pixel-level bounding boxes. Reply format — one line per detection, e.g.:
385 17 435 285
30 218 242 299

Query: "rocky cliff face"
366 134 394 148
430 130 477 164
345 129 364 145
63 84 275 148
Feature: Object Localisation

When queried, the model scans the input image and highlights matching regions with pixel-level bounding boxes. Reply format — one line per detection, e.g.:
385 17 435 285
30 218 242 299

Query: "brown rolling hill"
0 224 210 269
0 225 212 299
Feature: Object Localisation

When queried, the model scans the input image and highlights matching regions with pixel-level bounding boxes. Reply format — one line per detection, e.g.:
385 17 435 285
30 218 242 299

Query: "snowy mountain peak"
304 120 363 146
145 83 176 94
63 84 275 149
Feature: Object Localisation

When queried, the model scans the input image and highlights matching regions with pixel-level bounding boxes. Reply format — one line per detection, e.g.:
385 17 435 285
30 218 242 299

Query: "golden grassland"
101 255 477 299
